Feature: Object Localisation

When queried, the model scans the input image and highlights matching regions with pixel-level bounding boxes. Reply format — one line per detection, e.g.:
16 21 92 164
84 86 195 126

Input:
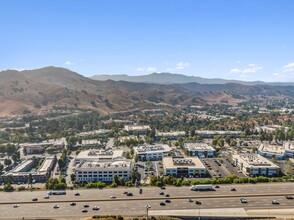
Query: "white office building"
284 142 294 157
124 125 151 134
257 143 285 159
75 149 124 164
184 143 216 158
134 144 172 161
74 159 133 183
163 157 206 177
233 154 280 177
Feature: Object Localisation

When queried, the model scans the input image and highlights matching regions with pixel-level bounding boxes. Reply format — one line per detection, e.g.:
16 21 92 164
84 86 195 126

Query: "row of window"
77 171 129 174
78 174 129 178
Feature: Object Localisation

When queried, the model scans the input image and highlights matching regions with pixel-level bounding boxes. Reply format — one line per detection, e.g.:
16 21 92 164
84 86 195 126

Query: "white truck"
190 184 213 191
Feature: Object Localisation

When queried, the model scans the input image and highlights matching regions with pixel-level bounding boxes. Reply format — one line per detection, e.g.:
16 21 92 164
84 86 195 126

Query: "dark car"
127 192 133 196
165 199 171 203
160 186 166 190
123 191 128 194
189 198 193 202
160 202 166 206
70 202 76 206
165 194 170 197
272 200 280 205
215 185 220 188
230 188 236 191
32 198 38 201
159 192 164 195
139 188 143 194
195 201 202 205
84 204 89 208
82 209 88 213
74 193 80 196
285 195 294 199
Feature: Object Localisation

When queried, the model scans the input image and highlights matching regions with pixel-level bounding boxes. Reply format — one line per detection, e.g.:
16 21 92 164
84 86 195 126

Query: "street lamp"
145 204 151 219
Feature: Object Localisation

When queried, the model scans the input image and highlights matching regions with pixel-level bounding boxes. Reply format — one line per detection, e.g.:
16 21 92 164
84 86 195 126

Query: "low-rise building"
74 159 133 183
75 149 124 164
257 143 285 159
233 154 280 177
124 125 151 134
284 142 294 157
1 156 56 184
155 131 186 140
194 130 242 138
80 139 101 148
163 157 206 177
184 143 216 158
134 144 172 161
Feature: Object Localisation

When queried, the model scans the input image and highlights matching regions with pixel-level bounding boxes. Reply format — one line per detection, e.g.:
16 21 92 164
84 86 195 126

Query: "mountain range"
91 72 294 86
0 66 293 116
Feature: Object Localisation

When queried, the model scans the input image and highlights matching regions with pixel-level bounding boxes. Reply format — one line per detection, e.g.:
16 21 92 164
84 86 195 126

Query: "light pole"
145 204 151 220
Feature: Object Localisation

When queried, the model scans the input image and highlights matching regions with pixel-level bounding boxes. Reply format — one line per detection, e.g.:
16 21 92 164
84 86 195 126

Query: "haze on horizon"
1 0 294 82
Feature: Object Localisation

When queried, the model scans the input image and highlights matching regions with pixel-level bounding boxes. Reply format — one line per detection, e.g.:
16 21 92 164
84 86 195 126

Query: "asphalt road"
1 182 294 219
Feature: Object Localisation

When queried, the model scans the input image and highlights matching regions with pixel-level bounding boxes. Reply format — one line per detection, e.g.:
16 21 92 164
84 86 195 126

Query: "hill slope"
0 67 293 116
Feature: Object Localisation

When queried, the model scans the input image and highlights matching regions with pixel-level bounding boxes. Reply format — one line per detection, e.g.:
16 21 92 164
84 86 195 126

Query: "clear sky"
1 0 294 82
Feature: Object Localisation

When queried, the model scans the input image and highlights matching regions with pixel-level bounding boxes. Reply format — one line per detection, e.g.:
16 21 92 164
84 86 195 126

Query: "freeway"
0 182 294 219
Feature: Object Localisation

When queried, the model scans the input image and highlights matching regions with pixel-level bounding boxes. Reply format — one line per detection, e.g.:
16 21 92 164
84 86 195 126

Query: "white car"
13 204 19 208
44 194 50 199
92 206 100 210
110 195 116 199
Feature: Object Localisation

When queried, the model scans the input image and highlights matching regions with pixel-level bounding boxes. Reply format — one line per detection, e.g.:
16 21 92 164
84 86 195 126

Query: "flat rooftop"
184 143 215 151
163 157 205 169
76 149 124 160
134 144 172 154
124 125 151 131
258 143 284 155
81 139 101 145
13 160 33 173
156 131 186 136
233 154 279 168
284 142 294 151
38 157 54 174
76 160 132 170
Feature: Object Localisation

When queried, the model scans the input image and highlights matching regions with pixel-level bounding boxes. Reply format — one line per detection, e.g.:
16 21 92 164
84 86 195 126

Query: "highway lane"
1 182 294 204
0 195 293 219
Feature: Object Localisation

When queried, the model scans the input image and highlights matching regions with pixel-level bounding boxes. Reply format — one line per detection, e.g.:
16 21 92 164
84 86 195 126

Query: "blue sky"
1 0 294 82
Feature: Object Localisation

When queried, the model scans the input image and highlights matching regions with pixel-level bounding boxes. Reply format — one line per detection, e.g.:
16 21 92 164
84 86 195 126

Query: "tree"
70 173 76 182
28 173 33 189
0 163 4 172
4 158 12 166
113 175 120 185
3 183 14 192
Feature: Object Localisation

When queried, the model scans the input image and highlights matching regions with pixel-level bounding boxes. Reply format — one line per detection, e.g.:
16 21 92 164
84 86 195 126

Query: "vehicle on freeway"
92 206 100 210
110 195 116 199
195 201 202 205
50 190 66 195
165 199 171 203
139 188 143 194
240 198 247 203
53 205 60 209
272 200 280 205
165 194 170 197
70 202 76 206
127 192 133 196
13 204 19 208
160 186 166 190
32 198 38 201
189 198 193 202
82 209 88 213
123 191 128 194
160 202 166 206
84 204 89 208
230 188 236 191
285 195 294 199
159 192 164 195
190 184 213 191
74 192 80 196
215 185 220 188
44 194 50 199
